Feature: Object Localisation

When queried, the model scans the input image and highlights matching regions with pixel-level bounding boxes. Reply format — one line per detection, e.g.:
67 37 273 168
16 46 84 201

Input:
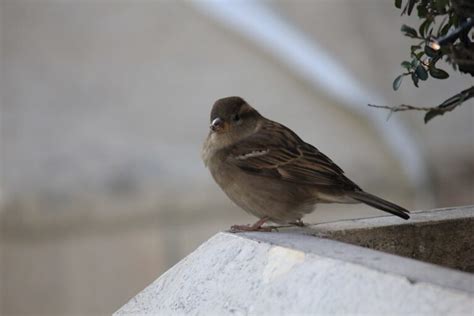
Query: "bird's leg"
230 217 275 232
290 219 306 227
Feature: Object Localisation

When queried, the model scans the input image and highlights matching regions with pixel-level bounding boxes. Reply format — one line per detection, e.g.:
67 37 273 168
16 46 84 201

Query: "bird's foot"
290 219 306 227
230 224 277 232
230 217 277 232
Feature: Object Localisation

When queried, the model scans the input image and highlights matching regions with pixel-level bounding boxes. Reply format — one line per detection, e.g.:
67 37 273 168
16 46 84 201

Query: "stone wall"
115 207 474 315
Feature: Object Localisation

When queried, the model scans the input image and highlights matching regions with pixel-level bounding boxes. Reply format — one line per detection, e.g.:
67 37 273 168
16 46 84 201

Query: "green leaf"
401 24 418 37
440 22 452 36
395 0 402 9
393 75 404 90
417 5 428 18
401 2 408 15
401 61 412 69
415 65 428 80
425 45 438 57
435 0 449 14
411 72 419 87
429 55 441 67
429 67 449 79
419 19 432 37
427 27 433 37
424 109 443 123
424 86 474 123
415 51 425 59
411 45 422 52
440 46 451 55
407 0 416 15
451 14 460 27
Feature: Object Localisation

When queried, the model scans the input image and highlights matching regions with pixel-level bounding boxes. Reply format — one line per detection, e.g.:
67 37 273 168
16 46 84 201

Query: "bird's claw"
230 224 278 233
290 220 306 227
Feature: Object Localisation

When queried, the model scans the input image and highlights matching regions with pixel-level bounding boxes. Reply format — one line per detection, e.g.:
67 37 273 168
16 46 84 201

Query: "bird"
202 96 410 232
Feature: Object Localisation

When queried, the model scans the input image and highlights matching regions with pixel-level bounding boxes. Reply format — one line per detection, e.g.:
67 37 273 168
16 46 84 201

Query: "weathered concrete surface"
115 208 474 315
285 205 474 273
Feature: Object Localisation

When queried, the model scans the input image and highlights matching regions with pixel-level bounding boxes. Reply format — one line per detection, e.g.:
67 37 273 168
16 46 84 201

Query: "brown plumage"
202 96 410 231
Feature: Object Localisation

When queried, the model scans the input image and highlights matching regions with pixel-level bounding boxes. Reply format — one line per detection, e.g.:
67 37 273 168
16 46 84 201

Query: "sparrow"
202 96 410 232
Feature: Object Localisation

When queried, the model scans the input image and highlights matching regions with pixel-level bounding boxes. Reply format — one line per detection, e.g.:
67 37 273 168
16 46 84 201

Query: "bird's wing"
227 120 360 190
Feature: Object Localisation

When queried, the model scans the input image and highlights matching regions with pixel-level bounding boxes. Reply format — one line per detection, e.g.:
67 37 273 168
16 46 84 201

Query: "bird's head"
208 96 262 143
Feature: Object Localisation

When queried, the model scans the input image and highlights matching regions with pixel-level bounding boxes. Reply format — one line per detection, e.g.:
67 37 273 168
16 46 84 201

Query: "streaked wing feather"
228 120 359 190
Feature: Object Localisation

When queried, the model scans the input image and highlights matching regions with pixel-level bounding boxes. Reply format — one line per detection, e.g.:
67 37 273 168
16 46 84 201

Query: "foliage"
393 0 473 91
373 0 474 123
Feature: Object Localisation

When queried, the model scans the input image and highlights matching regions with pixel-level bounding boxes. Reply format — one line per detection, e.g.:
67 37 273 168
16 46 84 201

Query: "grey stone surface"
279 205 474 272
115 208 474 315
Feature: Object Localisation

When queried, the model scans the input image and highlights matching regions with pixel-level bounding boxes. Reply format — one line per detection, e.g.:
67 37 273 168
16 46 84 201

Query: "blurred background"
1 0 473 315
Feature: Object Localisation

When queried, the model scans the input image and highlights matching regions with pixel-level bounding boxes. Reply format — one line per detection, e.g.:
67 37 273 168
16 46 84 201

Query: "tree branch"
368 104 434 112
368 86 474 123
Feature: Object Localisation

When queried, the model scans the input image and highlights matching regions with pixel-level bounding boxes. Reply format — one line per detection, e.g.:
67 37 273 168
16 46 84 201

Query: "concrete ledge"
115 207 474 315
278 205 474 273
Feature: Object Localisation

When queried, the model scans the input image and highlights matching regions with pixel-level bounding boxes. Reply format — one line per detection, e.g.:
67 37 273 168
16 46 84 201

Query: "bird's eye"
232 114 241 122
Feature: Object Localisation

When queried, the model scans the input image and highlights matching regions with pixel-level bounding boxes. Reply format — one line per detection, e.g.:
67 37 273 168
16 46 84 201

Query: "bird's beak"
210 117 225 132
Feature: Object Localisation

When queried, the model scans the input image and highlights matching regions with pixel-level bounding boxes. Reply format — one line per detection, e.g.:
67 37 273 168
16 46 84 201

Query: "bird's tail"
348 191 410 220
